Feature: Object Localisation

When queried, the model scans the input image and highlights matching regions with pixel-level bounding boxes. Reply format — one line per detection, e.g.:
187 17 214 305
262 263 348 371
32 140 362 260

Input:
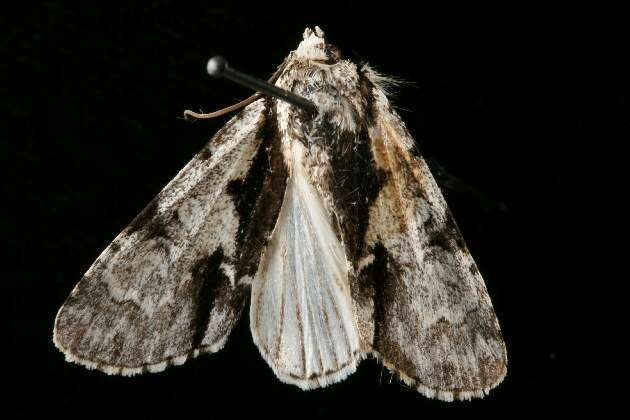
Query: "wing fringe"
251 336 366 390
52 310 229 376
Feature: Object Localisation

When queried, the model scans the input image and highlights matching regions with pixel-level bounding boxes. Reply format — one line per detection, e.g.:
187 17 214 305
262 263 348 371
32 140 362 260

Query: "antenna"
206 56 317 115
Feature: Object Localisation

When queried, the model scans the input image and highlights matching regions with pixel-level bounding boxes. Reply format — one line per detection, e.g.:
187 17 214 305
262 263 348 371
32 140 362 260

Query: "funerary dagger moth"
54 26 507 402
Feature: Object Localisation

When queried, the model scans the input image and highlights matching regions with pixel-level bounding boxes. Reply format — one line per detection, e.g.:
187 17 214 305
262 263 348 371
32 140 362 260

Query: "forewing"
54 99 286 375
250 141 362 389
363 89 507 400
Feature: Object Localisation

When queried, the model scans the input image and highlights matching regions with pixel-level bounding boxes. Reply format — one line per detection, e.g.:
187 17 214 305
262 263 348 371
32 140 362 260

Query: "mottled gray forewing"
54 99 287 375
362 90 507 401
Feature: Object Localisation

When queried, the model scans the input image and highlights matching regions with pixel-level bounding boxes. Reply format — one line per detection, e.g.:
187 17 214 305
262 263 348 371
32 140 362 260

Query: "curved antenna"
183 92 263 120
184 56 317 120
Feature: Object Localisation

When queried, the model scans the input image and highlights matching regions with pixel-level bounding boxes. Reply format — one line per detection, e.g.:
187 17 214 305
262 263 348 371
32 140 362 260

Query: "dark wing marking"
54 99 288 375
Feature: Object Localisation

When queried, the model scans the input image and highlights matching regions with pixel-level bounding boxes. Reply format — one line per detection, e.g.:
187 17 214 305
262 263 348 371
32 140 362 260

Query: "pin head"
207 56 228 78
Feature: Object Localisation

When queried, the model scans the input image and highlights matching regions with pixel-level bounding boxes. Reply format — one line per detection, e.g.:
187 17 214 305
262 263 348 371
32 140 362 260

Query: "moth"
53 26 507 401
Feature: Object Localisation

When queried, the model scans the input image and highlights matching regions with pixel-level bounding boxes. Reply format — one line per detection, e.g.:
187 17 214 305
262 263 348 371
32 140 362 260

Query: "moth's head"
294 26 341 64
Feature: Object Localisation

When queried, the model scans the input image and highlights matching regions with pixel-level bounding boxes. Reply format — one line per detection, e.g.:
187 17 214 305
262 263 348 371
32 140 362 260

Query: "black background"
4 1 624 418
